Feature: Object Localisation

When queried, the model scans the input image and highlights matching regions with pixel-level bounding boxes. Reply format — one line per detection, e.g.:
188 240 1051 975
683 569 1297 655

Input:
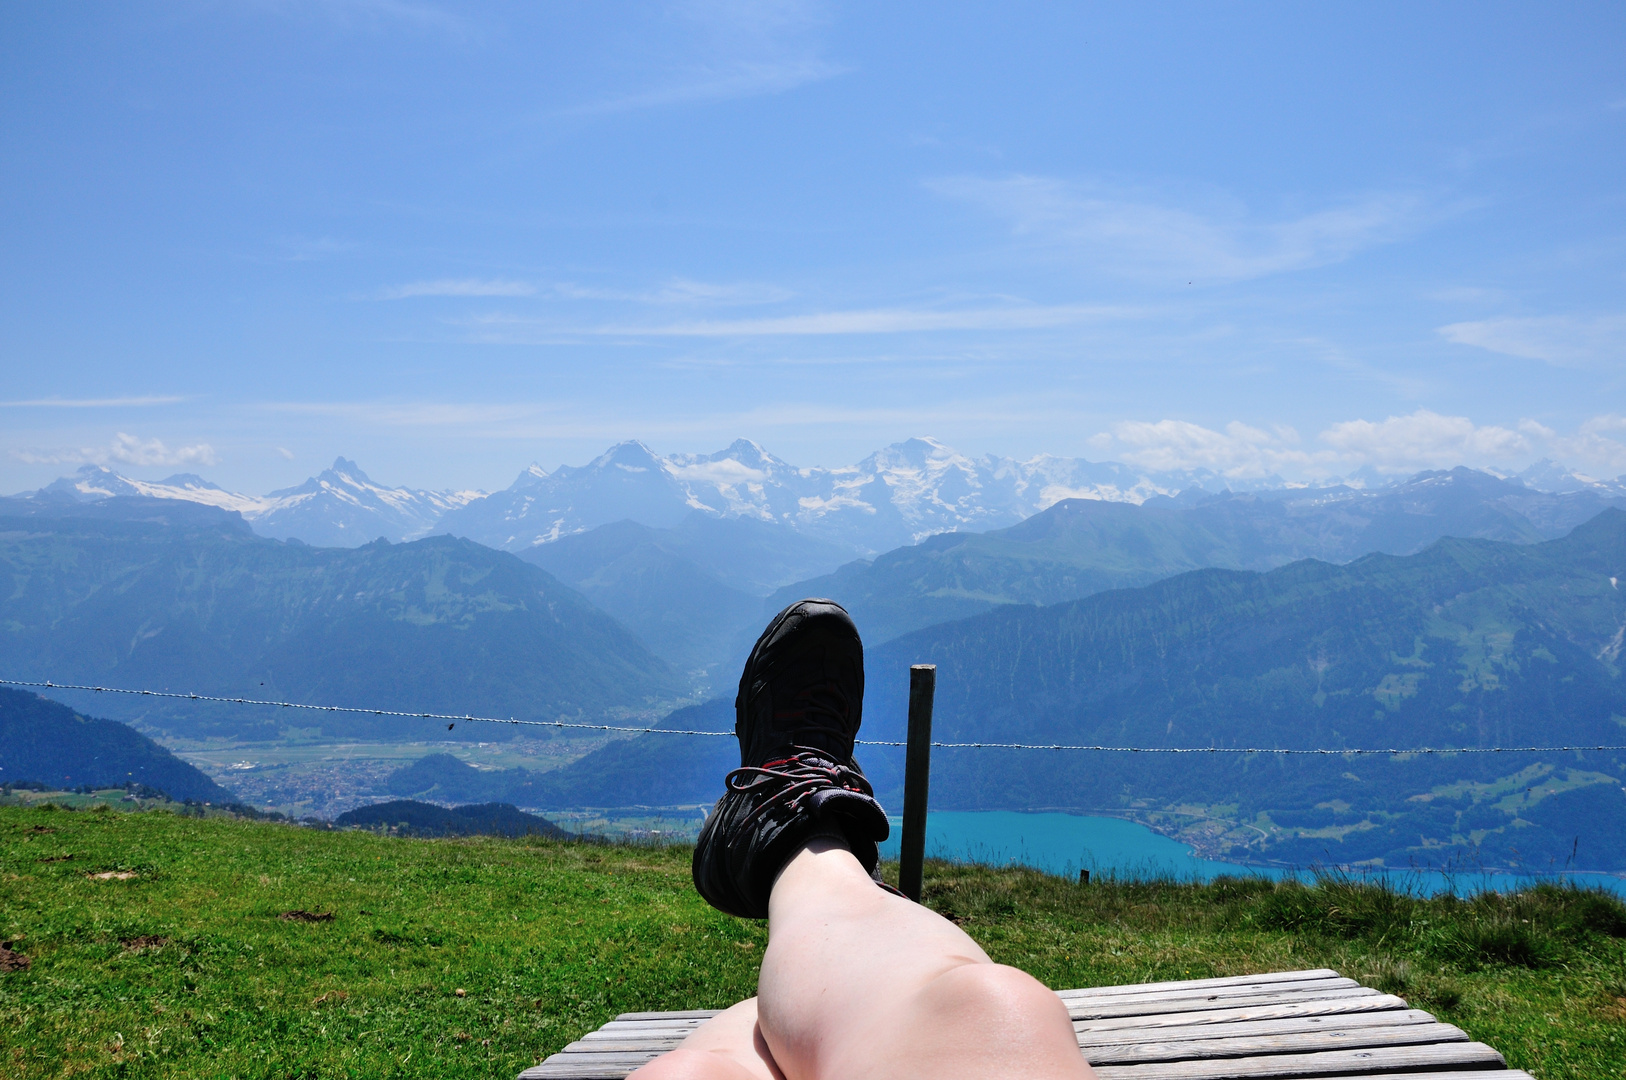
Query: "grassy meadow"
1 803 1624 1079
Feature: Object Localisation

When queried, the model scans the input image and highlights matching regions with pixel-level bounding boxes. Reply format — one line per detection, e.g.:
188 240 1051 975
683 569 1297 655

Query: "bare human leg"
631 837 1093 1080
626 998 782 1080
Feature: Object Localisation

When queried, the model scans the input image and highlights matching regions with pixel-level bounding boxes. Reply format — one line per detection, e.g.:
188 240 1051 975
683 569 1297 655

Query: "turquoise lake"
876 810 1626 898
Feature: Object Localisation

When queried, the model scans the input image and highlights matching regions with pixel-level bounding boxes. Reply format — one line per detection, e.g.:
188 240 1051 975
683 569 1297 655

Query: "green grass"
2 805 1624 1079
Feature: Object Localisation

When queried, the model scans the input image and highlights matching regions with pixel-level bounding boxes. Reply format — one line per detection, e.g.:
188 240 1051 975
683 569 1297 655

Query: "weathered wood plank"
1081 1022 1467 1066
578 1030 693 1046
613 1009 721 1022
1059 971 1341 997
588 1020 709 1036
1074 995 1409 1033
1089 1041 1506 1080
1062 978 1360 1008
1285 1074 1531 1080
1073 1011 1442 1049
535 1051 664 1066
519 967 1525 1080
565 1011 1452 1057
519 1065 642 1080
1069 986 1382 1021
520 1051 661 1079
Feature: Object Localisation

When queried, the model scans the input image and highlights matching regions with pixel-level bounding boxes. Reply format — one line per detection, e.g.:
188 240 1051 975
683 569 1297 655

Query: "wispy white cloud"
1549 415 1626 472
0 396 187 408
553 277 794 305
1318 410 1530 471
465 302 1141 340
376 278 537 300
1107 420 1319 478
274 236 358 262
566 59 845 116
1091 409 1552 479
11 433 219 468
1437 314 1626 367
928 175 1428 282
562 0 844 116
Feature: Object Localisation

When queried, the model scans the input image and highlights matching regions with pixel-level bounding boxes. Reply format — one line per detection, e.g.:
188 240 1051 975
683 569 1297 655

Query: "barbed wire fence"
6 677 1626 755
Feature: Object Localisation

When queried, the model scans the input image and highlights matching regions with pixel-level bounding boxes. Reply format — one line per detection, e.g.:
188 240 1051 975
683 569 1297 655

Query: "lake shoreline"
880 808 1626 895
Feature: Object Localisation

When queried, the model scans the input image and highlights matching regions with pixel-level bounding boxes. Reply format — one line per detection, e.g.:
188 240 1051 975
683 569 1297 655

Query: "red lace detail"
724 747 873 830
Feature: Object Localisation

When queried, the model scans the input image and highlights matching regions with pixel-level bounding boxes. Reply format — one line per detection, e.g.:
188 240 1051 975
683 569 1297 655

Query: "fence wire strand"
5 677 1626 755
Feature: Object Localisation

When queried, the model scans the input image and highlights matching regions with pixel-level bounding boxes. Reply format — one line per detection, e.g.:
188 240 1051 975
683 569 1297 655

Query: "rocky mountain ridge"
34 439 1622 557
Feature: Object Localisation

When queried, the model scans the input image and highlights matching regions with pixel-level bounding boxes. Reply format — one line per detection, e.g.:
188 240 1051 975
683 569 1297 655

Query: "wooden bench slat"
1070 986 1382 1021
1059 971 1341 997
1074 995 1409 1033
1073 1011 1440 1049
590 1020 710 1035
1089 1041 1506 1080
1081 1022 1467 1066
1283 1074 1530 1080
1060 975 1352 1002
519 1063 645 1080
565 1009 1449 1056
520 968 1522 1080
1063 979 1361 1011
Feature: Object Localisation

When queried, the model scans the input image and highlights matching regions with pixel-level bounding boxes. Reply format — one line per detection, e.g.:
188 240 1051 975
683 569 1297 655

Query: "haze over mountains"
41 458 482 548
9 449 1626 870
35 436 1626 561
0 496 683 740
23 440 1626 685
449 515 1626 872
784 467 1626 645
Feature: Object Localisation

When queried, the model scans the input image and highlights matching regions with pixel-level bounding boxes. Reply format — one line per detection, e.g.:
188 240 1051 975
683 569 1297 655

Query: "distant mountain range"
0 496 684 740
30 453 1626 691
458 511 1626 872
40 458 482 548
854 509 1626 871
778 466 1626 644
33 438 1626 562
512 465 1626 683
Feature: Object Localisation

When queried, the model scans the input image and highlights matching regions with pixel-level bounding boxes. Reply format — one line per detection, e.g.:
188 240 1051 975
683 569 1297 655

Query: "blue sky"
3 1 1624 495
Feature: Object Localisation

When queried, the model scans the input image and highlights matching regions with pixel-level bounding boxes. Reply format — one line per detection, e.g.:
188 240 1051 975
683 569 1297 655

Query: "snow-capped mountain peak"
31 459 483 547
35 440 1626 559
41 464 271 515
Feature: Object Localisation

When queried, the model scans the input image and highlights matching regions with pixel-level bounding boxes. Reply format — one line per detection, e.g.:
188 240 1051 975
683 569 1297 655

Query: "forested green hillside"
488 512 1626 872
0 688 228 802
777 469 1623 643
857 509 1626 870
0 497 683 740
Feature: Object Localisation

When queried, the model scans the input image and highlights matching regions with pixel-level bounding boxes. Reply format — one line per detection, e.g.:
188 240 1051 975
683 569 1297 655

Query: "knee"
920 962 1074 1037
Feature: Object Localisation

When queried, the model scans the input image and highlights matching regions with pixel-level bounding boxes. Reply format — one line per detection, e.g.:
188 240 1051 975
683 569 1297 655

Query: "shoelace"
724 747 874 830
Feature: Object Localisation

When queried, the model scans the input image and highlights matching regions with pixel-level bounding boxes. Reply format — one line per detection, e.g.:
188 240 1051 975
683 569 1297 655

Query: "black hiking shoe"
692 598 892 919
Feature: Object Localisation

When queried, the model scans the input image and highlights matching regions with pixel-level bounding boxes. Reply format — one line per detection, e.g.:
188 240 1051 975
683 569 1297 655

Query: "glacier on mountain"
27 440 1626 554
36 459 482 548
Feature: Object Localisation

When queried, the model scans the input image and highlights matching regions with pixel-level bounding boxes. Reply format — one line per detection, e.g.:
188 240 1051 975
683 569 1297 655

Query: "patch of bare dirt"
278 910 335 923
0 943 29 972
311 990 349 1006
121 935 169 952
88 870 137 881
28 826 56 833
38 853 73 863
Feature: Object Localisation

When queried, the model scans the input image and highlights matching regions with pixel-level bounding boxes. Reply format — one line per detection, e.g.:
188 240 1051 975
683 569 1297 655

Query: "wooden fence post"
899 663 936 903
